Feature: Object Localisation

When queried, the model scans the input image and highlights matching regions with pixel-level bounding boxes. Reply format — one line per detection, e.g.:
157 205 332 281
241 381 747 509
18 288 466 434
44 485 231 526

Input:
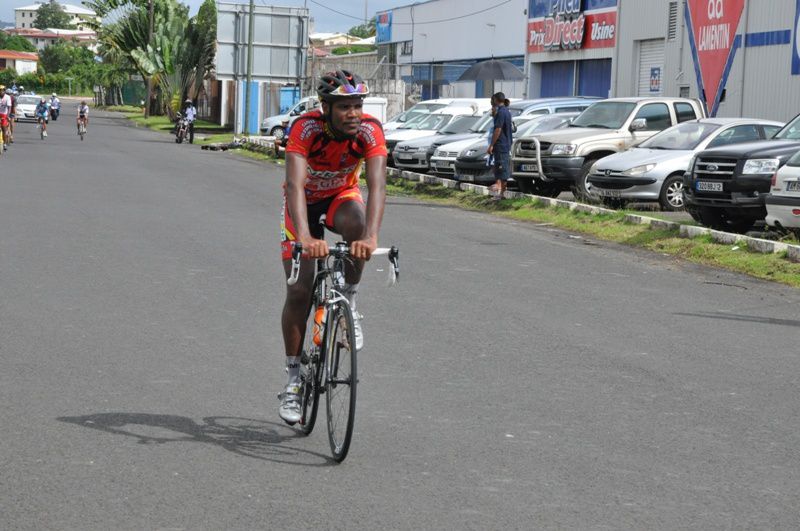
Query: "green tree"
347 20 376 39
0 34 37 52
39 41 95 74
33 0 76 30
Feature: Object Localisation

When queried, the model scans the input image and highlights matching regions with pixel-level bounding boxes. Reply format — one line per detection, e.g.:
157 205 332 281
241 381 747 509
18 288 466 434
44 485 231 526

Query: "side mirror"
630 118 647 131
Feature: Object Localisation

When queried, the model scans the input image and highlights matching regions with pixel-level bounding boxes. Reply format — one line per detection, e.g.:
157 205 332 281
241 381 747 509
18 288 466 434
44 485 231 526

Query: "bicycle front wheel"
299 303 322 436
325 299 357 462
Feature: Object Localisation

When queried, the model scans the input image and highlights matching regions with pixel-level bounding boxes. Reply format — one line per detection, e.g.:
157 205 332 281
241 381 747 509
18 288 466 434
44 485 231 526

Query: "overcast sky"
1 0 410 33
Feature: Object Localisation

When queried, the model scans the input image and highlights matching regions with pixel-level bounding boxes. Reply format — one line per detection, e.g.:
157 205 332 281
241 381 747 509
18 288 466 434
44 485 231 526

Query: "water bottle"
486 153 494 167
313 305 326 346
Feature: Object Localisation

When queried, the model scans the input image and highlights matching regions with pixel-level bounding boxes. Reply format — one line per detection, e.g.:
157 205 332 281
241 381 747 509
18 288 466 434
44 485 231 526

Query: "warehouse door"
540 61 575 97
577 59 611 97
637 39 665 96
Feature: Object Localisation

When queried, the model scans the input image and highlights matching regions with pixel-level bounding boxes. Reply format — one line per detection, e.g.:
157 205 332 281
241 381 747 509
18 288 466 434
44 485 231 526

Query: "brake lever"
287 243 303 285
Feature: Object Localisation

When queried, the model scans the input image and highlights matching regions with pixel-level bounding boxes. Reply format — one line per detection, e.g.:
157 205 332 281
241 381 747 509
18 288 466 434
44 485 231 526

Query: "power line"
307 0 513 26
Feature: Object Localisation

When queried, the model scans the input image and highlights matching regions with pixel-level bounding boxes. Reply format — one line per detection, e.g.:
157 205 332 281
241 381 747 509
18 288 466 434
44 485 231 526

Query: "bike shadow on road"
57 413 337 466
675 311 800 328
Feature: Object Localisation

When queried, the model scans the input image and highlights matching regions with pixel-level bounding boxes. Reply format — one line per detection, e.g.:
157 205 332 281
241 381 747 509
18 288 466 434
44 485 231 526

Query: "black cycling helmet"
316 70 369 101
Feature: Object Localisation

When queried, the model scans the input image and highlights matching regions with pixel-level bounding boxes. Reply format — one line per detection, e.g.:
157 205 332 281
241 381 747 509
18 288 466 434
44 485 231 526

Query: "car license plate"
696 181 723 192
396 155 412 161
599 189 622 198
787 181 800 192
520 164 538 172
433 162 453 169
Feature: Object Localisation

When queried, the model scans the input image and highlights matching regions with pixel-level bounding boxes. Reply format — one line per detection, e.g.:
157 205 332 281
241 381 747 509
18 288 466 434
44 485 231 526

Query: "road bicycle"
78 119 87 141
37 116 48 140
287 241 399 462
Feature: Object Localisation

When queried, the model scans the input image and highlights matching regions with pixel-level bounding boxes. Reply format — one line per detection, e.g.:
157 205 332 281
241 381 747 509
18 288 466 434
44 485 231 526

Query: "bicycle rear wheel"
299 302 323 436
325 299 357 462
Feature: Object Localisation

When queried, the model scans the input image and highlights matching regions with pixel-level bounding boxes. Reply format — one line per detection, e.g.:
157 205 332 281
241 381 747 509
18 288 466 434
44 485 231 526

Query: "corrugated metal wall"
618 0 800 122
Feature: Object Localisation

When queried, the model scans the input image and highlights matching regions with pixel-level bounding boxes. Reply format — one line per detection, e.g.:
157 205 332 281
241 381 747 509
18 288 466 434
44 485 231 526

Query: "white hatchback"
765 149 800 237
14 94 40 122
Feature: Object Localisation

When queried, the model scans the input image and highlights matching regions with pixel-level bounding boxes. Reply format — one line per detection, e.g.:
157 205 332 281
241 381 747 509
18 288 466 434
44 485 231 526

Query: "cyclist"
278 70 387 425
35 97 50 137
50 92 61 120
8 89 17 144
77 100 89 134
0 85 11 150
182 98 196 143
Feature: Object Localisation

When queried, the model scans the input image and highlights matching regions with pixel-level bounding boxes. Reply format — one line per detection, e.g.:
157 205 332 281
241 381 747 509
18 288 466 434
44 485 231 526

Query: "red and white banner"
686 0 745 113
528 7 616 53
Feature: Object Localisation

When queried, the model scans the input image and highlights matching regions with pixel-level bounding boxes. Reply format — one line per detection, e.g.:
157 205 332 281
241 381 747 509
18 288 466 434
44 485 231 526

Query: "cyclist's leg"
328 188 367 285
327 188 367 349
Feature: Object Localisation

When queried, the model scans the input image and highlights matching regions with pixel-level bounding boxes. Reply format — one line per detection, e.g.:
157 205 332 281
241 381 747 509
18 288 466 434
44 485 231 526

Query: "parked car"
392 114 483 171
506 97 600 119
765 149 800 238
384 98 491 132
261 96 319 139
588 118 783 210
385 104 489 162
14 95 39 122
512 97 707 199
451 112 579 184
684 111 800 233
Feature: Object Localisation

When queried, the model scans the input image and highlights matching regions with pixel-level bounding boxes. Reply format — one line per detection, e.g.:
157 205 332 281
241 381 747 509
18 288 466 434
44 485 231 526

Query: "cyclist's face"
326 99 363 136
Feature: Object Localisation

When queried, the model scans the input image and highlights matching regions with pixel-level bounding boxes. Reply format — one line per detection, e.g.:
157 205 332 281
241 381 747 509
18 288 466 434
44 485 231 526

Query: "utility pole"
145 0 154 117
244 0 255 135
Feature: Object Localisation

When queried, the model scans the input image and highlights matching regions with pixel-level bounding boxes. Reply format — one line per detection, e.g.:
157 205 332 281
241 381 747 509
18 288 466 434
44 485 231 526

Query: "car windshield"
469 113 494 133
570 102 636 129
18 95 39 105
786 149 800 166
516 115 571 136
639 122 720 150
773 114 800 140
440 115 480 134
397 112 432 128
407 113 453 130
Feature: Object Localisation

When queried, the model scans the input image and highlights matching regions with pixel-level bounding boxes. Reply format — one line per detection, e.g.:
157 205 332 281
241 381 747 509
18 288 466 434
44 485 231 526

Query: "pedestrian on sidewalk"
487 92 513 200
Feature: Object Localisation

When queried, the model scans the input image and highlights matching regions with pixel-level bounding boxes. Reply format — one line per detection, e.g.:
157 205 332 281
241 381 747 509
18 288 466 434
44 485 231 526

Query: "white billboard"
215 2 309 82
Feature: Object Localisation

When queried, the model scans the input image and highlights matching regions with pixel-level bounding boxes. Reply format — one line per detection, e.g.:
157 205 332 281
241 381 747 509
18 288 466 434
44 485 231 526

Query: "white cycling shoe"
278 383 302 425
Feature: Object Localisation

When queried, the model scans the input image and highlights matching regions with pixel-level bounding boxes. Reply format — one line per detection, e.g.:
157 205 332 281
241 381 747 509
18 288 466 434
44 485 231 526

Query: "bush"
0 68 18 87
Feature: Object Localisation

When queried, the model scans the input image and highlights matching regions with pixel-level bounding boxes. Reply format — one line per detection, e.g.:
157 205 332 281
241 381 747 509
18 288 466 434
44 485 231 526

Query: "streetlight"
419 32 432 98
486 23 496 95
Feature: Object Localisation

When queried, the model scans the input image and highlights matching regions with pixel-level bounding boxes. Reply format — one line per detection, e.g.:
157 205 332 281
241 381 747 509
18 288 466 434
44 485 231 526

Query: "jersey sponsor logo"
298 118 323 141
307 162 358 182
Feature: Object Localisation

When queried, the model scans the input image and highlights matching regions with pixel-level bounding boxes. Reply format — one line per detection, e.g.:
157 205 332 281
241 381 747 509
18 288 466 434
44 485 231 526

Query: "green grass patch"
387 178 800 288
103 105 144 114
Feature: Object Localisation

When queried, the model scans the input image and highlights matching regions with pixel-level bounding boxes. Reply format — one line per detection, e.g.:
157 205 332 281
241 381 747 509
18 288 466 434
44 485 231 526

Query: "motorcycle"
175 112 190 144
50 107 59 121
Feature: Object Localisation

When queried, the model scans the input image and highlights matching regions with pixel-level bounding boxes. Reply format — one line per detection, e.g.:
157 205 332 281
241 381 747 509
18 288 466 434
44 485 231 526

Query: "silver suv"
512 97 706 199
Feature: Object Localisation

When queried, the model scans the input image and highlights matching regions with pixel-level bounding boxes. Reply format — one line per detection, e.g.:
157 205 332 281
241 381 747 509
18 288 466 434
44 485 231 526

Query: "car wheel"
534 181 562 198
659 175 685 211
571 160 599 203
270 126 285 140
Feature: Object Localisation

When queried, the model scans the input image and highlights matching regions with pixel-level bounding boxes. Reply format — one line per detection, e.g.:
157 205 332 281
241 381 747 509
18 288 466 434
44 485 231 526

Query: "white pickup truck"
511 97 707 199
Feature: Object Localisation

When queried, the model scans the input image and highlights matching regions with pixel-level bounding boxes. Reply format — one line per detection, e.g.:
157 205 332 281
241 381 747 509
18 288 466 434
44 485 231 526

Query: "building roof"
3 27 96 40
0 49 39 61
15 3 96 16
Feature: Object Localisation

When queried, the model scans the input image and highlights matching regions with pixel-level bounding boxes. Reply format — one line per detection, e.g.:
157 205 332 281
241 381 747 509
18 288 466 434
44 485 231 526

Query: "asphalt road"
1 110 800 530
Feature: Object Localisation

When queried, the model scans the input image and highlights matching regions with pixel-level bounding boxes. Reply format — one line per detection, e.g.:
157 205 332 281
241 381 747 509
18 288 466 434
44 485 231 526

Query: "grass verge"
388 178 800 288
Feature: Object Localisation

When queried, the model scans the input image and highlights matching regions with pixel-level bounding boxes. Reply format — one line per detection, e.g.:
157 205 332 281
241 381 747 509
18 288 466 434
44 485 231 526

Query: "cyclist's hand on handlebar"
299 237 329 259
350 236 378 260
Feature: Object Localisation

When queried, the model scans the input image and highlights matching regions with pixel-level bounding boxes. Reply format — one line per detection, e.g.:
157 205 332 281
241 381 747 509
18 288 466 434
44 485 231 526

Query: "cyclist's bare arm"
350 155 387 260
285 152 328 258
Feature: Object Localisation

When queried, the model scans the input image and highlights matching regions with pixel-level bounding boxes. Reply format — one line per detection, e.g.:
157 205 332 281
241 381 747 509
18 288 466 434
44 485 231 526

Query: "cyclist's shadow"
57 412 335 466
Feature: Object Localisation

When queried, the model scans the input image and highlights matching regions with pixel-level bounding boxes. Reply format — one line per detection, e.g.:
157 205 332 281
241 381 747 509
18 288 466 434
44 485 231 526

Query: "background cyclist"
278 70 387 425
77 101 89 133
35 97 50 137
0 86 11 150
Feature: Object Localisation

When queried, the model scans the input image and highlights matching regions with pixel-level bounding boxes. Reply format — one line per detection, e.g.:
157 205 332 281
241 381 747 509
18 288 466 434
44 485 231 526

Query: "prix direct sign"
685 0 745 115
527 0 617 53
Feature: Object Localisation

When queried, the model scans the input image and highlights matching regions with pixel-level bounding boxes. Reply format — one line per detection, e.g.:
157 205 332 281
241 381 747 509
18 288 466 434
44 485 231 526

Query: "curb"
387 167 800 262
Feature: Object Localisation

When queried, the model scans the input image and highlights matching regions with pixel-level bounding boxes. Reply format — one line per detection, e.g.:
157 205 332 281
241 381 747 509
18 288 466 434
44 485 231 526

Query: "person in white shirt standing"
0 86 12 151
183 98 196 144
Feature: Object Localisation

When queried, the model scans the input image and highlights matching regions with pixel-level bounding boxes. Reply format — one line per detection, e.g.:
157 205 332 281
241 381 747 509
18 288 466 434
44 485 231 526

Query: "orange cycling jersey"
285 109 387 204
